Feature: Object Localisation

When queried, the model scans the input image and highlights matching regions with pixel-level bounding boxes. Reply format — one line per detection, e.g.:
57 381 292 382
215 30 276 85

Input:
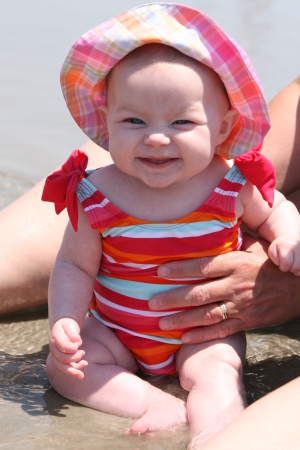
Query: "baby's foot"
130 393 187 434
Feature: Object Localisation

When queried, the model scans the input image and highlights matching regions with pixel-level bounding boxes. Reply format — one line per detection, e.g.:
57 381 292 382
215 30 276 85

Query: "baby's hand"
268 234 300 276
49 318 88 379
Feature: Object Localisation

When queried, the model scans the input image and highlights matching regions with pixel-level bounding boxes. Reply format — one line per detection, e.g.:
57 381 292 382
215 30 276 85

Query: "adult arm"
149 75 300 342
0 140 112 315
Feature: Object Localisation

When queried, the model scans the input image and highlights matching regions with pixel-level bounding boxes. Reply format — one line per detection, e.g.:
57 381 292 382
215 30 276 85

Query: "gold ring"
218 302 229 320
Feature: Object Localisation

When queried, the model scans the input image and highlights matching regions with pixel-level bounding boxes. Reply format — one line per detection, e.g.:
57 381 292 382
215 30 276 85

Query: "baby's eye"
172 119 191 125
126 118 145 125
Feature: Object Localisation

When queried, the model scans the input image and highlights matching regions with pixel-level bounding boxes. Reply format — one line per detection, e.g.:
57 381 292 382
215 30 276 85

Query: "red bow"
234 142 276 207
41 150 89 231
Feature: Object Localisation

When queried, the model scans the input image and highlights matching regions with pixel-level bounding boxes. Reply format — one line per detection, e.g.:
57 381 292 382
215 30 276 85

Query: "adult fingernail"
157 266 170 277
149 297 161 310
182 334 192 343
159 318 172 330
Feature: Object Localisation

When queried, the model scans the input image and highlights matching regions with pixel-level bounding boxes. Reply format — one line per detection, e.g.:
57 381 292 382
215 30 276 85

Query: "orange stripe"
131 343 180 357
96 210 237 229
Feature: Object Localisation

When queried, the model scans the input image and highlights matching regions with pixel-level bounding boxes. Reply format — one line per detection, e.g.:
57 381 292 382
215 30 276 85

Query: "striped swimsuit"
76 165 246 376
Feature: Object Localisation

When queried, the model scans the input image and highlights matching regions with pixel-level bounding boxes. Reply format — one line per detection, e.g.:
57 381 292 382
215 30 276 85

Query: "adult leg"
47 317 187 433
0 141 112 315
193 376 300 450
176 333 246 441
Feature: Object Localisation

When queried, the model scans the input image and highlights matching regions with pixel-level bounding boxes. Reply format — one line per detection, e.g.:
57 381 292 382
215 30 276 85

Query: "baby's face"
101 54 233 189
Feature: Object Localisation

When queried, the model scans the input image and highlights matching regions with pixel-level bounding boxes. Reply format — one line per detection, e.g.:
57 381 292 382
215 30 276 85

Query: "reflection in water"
244 354 300 404
244 322 300 404
0 346 51 417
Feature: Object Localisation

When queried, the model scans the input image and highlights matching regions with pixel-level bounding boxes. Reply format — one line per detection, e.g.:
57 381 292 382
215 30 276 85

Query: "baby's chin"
128 173 197 191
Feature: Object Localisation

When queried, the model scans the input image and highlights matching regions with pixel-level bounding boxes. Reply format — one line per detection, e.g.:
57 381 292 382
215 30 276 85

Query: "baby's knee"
46 353 85 401
202 333 246 374
204 340 245 381
46 353 55 382
178 342 244 392
46 353 65 394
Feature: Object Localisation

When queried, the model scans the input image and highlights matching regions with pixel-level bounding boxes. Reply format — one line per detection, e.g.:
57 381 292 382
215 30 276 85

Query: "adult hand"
148 233 300 343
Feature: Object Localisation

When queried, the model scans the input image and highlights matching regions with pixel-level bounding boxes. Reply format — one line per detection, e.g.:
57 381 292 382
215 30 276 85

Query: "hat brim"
61 3 270 159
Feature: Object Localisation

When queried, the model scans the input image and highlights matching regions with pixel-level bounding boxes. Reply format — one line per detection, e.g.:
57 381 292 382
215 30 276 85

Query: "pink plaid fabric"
60 3 270 160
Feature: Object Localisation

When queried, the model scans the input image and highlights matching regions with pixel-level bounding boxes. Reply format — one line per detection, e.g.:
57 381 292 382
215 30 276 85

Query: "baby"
43 3 300 442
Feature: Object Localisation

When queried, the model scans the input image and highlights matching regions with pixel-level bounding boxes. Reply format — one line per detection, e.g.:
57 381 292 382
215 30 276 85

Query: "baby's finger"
50 346 85 364
290 249 300 276
269 237 300 273
277 245 296 272
49 332 81 354
268 242 280 267
53 357 88 380
62 321 83 345
269 242 292 271
279 251 294 272
70 360 88 370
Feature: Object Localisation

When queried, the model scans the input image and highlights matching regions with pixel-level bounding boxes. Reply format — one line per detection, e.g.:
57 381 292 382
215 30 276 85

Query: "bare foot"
130 393 187 434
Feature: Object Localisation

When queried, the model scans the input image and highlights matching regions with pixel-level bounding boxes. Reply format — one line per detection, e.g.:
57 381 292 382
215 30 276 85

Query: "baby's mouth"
146 158 172 164
140 157 178 166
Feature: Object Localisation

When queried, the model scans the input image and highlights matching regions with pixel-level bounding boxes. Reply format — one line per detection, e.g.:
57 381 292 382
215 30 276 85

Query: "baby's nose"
144 130 171 147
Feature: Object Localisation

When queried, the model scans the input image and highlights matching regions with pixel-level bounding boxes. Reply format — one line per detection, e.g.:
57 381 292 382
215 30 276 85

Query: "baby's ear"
99 105 108 125
216 109 240 145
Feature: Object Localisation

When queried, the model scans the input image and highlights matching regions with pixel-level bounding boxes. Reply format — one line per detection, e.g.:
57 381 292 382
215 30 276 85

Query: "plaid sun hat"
43 3 275 227
60 2 271 160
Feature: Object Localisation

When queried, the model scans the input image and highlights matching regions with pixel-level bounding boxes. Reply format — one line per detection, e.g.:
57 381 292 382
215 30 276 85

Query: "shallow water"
1 0 300 447
0 306 299 449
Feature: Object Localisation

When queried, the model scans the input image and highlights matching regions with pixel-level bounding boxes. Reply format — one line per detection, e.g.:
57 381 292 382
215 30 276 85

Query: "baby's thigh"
81 316 138 373
176 332 246 391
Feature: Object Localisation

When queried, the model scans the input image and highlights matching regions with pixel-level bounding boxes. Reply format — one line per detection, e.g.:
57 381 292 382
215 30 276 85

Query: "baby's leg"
176 332 246 443
47 316 187 433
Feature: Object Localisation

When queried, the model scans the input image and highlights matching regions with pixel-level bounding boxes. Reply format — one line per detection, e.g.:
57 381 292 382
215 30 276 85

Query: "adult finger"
158 302 226 331
181 318 244 344
156 233 269 280
157 254 230 279
156 251 253 280
149 276 233 311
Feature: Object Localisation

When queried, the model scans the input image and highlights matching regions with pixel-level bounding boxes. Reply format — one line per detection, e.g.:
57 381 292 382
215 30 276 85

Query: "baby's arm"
238 184 300 275
48 200 102 379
